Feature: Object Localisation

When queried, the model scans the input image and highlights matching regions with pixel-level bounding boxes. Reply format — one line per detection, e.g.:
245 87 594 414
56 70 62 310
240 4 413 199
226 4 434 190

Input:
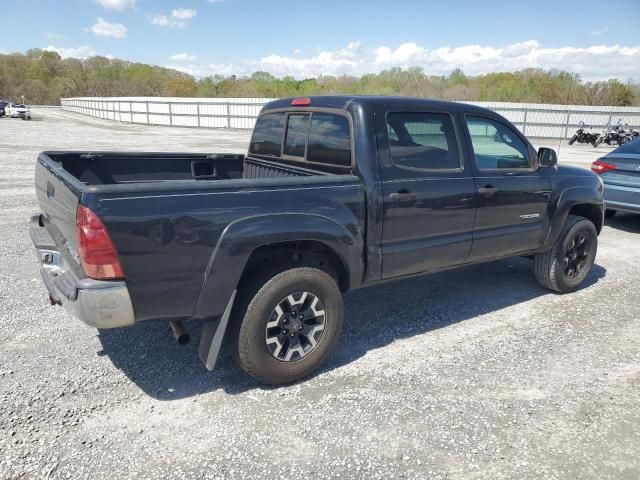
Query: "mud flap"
198 290 236 371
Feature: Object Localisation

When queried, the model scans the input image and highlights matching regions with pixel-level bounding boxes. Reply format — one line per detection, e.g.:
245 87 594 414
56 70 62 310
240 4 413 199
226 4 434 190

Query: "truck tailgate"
35 154 82 257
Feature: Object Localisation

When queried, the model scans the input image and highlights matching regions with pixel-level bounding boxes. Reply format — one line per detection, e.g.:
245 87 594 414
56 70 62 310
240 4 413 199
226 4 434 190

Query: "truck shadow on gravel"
97 257 606 399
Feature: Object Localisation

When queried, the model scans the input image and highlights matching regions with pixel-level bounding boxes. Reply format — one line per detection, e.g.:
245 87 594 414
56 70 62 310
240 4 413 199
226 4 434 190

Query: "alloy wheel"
265 291 326 362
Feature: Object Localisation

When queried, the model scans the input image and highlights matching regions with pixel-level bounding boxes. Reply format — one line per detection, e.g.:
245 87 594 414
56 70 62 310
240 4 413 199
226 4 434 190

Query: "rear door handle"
478 186 498 197
390 192 417 204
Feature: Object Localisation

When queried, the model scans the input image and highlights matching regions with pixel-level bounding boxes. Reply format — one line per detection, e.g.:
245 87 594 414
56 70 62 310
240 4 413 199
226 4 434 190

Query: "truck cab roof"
262 95 491 117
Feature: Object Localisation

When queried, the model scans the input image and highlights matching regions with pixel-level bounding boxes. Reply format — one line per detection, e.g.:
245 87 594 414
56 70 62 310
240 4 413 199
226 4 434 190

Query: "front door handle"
478 186 498 197
390 192 417 204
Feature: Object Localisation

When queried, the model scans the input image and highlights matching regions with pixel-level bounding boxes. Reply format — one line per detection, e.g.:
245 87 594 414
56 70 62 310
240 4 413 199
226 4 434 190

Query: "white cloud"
171 8 197 19
87 18 127 39
170 40 640 82
591 26 609 37
95 0 136 10
151 8 197 29
46 32 63 40
170 53 197 61
206 0 224 3
44 45 97 59
151 15 170 26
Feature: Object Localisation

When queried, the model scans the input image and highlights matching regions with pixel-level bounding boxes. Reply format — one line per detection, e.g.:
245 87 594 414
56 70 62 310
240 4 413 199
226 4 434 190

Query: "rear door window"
249 112 285 157
386 112 461 170
307 113 351 167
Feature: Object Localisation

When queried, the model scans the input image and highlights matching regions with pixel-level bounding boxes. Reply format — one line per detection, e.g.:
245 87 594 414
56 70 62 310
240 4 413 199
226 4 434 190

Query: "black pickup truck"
30 96 604 384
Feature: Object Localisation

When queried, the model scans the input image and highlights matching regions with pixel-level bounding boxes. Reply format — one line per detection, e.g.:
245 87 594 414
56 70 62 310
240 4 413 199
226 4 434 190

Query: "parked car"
29 96 605 385
5 102 31 119
0 100 8 117
592 137 640 217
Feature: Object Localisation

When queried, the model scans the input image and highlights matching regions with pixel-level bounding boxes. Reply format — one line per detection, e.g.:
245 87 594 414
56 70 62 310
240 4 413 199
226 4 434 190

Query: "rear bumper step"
30 214 135 329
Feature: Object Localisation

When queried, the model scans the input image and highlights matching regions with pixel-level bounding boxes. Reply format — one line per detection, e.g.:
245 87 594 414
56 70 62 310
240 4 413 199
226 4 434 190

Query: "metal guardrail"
61 98 264 130
61 97 640 139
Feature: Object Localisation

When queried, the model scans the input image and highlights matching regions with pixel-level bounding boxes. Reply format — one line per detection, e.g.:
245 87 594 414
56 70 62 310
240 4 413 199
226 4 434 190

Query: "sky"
1 0 639 82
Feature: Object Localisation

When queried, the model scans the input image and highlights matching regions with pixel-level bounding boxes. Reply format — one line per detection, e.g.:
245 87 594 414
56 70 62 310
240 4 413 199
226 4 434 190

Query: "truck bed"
43 151 327 185
34 150 364 324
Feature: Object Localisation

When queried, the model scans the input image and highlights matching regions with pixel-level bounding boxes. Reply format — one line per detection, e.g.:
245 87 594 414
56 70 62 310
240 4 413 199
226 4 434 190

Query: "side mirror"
538 147 557 168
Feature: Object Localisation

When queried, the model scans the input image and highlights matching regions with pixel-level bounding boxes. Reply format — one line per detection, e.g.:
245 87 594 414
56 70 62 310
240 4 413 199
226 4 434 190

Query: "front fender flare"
542 186 604 250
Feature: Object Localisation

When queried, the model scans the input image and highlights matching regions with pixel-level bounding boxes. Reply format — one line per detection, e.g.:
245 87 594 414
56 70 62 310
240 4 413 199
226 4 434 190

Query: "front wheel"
534 215 598 293
231 267 343 385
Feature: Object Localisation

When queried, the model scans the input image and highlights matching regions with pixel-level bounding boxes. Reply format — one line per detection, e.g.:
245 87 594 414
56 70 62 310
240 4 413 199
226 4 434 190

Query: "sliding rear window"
284 113 310 158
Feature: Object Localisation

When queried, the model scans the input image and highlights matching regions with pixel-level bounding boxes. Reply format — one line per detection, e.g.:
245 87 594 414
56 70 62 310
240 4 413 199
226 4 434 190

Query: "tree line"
1 49 638 106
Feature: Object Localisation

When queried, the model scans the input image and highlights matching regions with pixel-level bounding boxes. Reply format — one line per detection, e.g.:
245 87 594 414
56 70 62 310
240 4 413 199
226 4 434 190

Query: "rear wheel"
534 215 598 293
231 267 343 385
568 135 578 145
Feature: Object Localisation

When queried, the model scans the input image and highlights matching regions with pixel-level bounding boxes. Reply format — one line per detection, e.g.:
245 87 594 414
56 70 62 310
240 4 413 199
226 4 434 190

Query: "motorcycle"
594 120 631 147
568 121 599 145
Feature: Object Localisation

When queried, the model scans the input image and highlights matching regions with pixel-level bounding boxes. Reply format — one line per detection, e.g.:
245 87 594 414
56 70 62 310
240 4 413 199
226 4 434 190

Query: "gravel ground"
1 108 639 480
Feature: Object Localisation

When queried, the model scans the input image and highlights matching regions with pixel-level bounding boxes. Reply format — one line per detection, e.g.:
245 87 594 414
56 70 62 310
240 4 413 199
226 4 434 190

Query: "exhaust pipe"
169 320 190 345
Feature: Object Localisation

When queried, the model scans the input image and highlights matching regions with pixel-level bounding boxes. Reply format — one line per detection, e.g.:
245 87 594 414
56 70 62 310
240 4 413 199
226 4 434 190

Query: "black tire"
534 215 598 293
594 137 603 147
568 135 577 145
605 209 616 219
231 267 343 385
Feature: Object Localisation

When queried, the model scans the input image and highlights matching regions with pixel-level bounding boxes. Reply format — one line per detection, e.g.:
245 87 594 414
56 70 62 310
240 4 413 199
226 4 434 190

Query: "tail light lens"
591 160 617 174
291 97 311 106
76 205 124 280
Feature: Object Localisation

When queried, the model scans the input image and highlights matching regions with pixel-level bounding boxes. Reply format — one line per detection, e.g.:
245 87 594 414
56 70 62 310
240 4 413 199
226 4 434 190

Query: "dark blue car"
592 138 640 217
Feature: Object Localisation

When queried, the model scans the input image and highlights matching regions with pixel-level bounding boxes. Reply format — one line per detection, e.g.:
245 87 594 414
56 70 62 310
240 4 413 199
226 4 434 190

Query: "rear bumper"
603 183 640 214
30 214 135 328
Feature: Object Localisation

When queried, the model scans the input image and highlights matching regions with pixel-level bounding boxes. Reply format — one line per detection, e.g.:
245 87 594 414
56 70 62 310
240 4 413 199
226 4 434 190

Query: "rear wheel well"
240 240 349 292
568 204 603 234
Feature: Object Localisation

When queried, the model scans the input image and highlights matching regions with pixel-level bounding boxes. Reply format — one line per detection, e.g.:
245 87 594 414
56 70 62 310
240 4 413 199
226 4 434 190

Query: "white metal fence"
61 97 640 139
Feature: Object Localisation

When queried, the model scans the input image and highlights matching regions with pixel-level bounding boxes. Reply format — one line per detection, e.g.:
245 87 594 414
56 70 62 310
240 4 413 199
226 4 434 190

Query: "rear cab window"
249 110 352 170
249 112 285 157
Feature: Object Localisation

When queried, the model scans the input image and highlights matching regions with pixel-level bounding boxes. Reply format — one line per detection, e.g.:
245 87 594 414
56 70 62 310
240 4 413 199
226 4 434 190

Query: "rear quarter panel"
88 176 365 322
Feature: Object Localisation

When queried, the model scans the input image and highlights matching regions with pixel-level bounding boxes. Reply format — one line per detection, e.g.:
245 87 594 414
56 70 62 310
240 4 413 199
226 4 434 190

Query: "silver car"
592 138 640 217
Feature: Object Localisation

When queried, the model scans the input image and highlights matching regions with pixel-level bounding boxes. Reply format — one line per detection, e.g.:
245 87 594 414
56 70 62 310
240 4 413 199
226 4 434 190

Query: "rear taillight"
591 160 617 174
76 205 124 280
